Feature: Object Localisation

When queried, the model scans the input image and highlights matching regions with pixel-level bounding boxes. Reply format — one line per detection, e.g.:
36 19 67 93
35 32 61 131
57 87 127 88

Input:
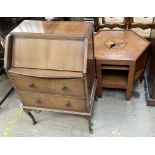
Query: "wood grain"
9 73 85 97
8 67 83 78
95 30 150 61
12 38 84 71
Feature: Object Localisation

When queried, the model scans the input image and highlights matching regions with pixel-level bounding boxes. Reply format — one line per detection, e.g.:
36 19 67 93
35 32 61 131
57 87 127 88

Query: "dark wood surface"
95 30 150 100
144 18 155 105
5 20 97 133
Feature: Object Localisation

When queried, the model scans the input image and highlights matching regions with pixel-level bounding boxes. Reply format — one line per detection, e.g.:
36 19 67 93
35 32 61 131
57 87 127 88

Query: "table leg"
96 61 102 98
126 64 135 100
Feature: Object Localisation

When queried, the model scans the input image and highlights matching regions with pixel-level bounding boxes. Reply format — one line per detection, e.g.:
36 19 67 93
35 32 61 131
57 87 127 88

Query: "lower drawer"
19 91 87 112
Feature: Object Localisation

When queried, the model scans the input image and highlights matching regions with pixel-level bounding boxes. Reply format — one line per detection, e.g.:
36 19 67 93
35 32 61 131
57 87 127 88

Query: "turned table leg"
23 109 37 125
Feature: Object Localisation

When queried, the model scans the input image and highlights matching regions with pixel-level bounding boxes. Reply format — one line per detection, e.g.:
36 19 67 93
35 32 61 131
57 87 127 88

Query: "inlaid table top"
95 30 150 61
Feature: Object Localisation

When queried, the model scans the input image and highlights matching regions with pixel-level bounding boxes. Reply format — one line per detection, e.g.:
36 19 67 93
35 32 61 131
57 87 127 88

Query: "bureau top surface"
95 30 150 61
12 20 92 35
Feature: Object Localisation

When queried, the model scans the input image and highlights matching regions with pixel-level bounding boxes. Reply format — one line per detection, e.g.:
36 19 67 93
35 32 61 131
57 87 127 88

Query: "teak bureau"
5 20 97 133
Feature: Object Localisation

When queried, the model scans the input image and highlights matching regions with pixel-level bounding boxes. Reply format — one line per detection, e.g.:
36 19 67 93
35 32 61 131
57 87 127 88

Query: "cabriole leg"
85 116 93 134
23 108 37 125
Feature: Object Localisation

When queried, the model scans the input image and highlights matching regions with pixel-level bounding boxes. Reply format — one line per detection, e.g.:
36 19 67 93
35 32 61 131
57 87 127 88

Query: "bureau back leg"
140 72 144 83
23 108 37 125
95 96 98 101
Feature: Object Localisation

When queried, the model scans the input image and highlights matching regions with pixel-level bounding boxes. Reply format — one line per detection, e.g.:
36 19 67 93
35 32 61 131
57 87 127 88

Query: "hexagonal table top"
95 30 150 61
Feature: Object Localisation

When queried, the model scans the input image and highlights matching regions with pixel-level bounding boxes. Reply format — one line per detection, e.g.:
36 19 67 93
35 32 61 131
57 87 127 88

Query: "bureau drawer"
19 92 87 112
55 79 85 97
54 95 87 112
9 73 85 97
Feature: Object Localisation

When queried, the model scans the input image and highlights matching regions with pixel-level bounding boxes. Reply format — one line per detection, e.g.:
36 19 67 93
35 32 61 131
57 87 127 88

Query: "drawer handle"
29 83 35 88
61 86 68 91
36 99 42 104
65 101 71 107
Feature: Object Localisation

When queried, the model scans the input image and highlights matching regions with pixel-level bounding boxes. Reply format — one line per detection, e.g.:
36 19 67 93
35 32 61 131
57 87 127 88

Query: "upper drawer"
9 73 85 97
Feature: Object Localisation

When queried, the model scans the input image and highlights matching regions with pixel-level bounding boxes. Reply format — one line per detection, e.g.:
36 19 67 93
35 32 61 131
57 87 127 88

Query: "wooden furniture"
128 17 155 39
4 20 97 133
95 30 150 100
145 18 155 106
94 17 155 38
94 17 129 31
128 17 155 30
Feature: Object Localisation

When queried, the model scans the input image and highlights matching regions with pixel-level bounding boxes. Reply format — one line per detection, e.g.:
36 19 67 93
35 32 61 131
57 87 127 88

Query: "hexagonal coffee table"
95 30 150 100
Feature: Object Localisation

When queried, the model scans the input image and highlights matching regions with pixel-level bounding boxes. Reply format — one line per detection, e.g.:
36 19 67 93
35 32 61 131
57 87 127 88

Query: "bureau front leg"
23 108 37 125
84 116 93 134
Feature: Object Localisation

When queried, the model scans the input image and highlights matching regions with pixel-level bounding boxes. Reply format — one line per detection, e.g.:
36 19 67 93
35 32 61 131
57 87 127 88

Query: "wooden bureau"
4 20 97 133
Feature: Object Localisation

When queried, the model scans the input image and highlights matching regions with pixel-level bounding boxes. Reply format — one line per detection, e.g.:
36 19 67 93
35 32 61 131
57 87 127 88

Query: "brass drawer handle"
65 101 71 107
36 99 42 104
29 83 35 88
61 86 68 91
